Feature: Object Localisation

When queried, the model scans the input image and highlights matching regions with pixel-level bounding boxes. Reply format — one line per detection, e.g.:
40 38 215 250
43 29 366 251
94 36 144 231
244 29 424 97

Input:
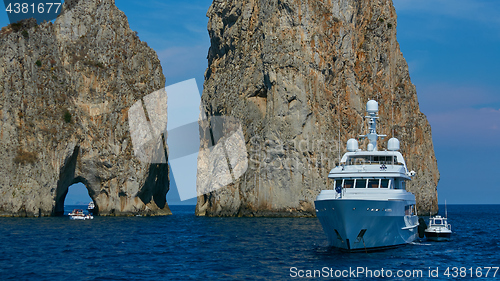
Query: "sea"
0 204 499 280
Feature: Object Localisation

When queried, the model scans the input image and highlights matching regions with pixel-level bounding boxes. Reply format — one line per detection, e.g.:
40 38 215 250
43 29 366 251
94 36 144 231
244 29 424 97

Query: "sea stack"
196 0 439 216
0 0 170 216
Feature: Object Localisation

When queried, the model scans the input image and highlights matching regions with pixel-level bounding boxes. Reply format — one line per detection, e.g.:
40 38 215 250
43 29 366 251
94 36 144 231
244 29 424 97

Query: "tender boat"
87 201 96 215
425 215 452 241
68 209 93 220
315 100 419 252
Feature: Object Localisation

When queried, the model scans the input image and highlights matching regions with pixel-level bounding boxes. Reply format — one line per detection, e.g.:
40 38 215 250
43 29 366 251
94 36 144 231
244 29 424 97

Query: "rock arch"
53 146 97 216
0 0 171 217
49 143 171 217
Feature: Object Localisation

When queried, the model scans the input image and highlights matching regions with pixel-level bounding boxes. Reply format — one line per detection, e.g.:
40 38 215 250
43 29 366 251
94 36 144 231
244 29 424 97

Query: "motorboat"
68 209 93 220
315 100 419 251
425 215 452 241
87 201 96 215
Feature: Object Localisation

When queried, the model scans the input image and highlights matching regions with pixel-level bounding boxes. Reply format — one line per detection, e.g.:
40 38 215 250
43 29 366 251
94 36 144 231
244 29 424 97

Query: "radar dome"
367 143 375 151
346 139 358 152
366 100 378 114
387 138 400 151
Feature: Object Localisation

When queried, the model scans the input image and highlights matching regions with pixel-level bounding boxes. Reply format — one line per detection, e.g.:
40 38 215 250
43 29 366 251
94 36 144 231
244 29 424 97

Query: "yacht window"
347 155 399 165
405 204 416 216
402 181 406 190
435 219 442 225
354 179 367 188
405 205 413 215
368 179 380 188
348 157 367 165
380 179 389 188
393 179 401 189
343 179 354 188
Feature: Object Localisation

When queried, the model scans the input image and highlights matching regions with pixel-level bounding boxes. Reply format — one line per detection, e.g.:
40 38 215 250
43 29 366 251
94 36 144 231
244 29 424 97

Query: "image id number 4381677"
6 2 61 14
443 267 498 278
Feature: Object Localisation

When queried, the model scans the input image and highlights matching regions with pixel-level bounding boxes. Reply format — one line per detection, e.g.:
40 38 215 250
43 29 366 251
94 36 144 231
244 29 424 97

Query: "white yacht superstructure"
315 100 419 251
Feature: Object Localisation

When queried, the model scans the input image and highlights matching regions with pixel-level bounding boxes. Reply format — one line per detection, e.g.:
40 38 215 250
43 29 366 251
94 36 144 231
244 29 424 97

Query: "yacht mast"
445 199 448 218
359 100 386 151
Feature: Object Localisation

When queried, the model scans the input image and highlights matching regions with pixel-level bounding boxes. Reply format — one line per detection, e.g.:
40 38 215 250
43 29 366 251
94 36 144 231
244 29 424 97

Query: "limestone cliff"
196 0 439 216
0 0 170 216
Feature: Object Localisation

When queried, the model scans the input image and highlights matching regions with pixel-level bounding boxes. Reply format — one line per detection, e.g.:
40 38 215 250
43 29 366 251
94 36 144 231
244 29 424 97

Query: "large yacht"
315 100 419 251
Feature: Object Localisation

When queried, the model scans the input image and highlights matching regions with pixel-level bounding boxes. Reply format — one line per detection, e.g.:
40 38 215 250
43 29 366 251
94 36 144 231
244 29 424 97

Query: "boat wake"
410 241 431 246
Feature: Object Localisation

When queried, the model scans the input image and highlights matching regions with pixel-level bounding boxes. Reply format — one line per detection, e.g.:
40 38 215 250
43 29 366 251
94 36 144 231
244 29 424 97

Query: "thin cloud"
417 83 500 114
428 107 500 146
416 82 500 146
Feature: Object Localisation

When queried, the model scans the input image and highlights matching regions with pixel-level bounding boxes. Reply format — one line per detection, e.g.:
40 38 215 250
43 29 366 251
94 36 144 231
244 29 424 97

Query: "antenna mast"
337 94 341 164
359 100 386 151
445 199 448 218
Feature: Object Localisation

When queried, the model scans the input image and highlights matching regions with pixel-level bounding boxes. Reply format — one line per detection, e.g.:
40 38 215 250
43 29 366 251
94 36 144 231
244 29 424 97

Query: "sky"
2 0 498 205
392 0 500 204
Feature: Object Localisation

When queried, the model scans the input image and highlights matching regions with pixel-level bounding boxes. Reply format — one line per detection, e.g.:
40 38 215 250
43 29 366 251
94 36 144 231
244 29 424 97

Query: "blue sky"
392 0 500 204
2 0 498 205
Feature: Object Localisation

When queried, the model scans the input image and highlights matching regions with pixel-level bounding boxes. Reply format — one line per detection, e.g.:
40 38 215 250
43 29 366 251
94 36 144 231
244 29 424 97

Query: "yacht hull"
315 199 418 251
69 215 93 220
425 231 451 242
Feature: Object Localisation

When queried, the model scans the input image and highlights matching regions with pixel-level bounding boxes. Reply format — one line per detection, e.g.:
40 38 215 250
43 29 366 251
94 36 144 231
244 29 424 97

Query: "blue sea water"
0 204 499 280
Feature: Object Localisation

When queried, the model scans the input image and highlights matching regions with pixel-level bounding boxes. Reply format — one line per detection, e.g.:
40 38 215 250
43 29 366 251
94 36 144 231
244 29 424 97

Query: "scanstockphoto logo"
128 79 248 201
248 135 342 172
196 115 248 198
128 88 168 164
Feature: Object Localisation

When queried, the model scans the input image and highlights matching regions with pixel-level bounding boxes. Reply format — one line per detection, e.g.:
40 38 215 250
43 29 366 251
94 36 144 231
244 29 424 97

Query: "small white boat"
87 201 96 215
425 215 452 241
68 209 93 220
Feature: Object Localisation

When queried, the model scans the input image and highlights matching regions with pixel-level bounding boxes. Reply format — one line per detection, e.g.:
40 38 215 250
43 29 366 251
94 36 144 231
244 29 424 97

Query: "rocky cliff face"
0 0 170 216
196 0 439 216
